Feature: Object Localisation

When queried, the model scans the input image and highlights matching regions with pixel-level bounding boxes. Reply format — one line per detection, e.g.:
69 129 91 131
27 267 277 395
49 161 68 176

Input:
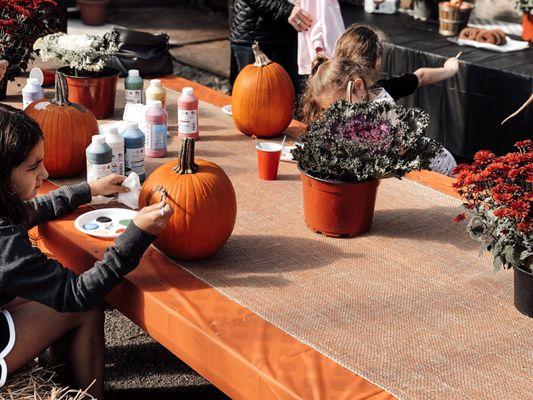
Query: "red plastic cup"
257 142 282 180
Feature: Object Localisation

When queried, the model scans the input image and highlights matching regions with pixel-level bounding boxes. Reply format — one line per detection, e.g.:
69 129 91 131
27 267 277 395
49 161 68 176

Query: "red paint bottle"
178 87 199 140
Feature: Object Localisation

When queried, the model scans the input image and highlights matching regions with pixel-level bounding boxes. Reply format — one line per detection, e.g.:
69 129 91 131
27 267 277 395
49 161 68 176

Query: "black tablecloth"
341 6 533 159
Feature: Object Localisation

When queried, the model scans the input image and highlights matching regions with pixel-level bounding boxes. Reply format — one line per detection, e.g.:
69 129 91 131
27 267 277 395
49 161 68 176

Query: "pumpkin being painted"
231 43 295 138
140 138 237 260
25 72 98 178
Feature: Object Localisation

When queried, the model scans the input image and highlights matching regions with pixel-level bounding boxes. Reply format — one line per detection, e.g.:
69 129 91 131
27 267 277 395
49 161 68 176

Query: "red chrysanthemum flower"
453 213 467 223
473 150 496 165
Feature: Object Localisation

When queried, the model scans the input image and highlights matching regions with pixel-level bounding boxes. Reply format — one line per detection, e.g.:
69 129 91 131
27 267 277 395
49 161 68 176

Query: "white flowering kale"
36 33 117 74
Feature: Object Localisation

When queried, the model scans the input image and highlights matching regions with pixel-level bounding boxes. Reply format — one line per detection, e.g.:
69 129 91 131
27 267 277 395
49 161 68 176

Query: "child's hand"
288 5 313 32
133 200 174 236
443 58 459 75
89 174 130 197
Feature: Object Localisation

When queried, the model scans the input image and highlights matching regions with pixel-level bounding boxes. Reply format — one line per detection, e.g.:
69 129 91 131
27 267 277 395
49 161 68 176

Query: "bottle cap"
92 135 106 144
147 100 162 108
182 87 194 96
150 79 161 87
104 126 119 136
29 67 44 86
125 121 139 130
27 78 39 86
128 69 140 77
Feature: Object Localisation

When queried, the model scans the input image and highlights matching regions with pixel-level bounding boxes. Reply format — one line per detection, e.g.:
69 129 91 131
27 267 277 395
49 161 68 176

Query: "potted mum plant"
517 0 533 41
291 100 441 237
453 140 533 317
0 0 61 100
35 32 118 118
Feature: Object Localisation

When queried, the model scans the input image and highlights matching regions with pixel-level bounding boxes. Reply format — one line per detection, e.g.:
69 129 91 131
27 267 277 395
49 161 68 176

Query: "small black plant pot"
514 266 533 317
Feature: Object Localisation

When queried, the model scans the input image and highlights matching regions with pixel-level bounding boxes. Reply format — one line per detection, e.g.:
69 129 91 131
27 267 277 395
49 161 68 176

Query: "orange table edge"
36 76 456 400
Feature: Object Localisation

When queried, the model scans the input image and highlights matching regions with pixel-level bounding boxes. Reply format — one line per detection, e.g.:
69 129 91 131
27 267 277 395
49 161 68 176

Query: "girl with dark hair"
0 104 173 397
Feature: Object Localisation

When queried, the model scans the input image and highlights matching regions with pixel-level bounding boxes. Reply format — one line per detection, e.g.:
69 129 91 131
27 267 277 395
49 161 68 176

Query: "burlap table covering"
6 82 532 399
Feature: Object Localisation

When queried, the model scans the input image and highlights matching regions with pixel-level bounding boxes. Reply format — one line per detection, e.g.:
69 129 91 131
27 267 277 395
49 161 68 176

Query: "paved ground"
104 308 229 399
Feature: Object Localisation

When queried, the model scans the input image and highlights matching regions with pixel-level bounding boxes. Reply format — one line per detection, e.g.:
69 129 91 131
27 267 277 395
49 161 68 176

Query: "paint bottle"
22 78 44 110
121 121 146 182
145 100 168 158
178 87 199 140
104 126 125 176
124 69 143 104
145 79 166 109
86 135 112 183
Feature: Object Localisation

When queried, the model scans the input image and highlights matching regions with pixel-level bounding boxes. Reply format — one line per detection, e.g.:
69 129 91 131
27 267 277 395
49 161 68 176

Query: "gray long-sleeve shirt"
0 183 155 312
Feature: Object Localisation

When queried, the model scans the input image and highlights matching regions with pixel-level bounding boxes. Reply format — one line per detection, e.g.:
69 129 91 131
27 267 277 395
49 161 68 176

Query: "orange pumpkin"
231 43 295 138
25 72 98 178
140 138 237 260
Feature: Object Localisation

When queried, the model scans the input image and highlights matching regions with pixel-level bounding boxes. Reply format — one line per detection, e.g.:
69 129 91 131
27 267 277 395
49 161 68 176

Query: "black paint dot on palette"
96 216 112 223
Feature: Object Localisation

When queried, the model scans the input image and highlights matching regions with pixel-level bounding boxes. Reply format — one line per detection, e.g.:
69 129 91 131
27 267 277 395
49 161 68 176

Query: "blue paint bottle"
121 121 146 182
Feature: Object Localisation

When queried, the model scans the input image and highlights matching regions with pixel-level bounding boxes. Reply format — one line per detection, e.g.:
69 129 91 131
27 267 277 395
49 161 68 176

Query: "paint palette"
74 208 138 239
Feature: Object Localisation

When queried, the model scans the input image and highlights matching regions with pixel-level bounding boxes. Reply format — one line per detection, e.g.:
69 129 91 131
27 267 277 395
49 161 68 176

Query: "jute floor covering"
43 87 532 400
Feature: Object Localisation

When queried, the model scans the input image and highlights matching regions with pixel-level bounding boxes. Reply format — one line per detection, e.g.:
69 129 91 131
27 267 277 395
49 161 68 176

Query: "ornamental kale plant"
35 33 117 75
291 100 441 182
453 140 533 273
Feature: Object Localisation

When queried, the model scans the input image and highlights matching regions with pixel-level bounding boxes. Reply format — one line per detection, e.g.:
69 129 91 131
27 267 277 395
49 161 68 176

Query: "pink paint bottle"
145 100 168 158
178 87 199 140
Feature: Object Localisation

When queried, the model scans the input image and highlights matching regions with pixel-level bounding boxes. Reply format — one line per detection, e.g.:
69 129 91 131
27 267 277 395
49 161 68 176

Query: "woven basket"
438 1 474 36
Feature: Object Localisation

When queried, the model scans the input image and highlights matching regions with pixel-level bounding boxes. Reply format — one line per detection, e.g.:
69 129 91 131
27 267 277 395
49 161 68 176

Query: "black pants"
230 41 301 94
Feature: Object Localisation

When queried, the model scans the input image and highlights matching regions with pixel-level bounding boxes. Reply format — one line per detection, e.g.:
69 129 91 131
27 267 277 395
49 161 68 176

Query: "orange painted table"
36 77 457 400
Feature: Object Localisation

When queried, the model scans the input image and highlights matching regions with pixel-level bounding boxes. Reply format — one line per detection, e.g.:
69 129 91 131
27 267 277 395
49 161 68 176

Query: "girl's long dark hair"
0 104 43 225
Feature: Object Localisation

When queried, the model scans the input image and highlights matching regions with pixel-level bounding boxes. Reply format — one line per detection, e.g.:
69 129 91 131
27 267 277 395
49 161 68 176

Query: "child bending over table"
301 57 457 176
0 104 173 398
333 24 460 102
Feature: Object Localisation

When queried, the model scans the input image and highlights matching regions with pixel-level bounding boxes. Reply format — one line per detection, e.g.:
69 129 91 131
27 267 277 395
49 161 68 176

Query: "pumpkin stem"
173 138 198 174
51 72 71 107
252 42 272 67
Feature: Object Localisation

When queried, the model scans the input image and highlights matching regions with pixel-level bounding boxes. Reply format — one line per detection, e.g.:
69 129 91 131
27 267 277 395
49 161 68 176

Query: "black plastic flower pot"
514 266 533 317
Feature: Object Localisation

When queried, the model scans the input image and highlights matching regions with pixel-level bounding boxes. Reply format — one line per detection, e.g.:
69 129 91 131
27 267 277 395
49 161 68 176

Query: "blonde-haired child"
301 56 374 123
301 56 457 175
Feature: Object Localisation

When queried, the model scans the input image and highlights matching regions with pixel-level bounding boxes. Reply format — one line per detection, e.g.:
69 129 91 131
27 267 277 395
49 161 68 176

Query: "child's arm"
0 221 154 312
27 175 127 227
26 183 92 227
413 58 459 87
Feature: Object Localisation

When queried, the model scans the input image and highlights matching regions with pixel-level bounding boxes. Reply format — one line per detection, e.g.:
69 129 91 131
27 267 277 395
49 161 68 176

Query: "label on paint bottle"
125 147 145 176
125 89 142 104
110 151 124 175
87 162 112 183
146 123 167 150
178 109 198 134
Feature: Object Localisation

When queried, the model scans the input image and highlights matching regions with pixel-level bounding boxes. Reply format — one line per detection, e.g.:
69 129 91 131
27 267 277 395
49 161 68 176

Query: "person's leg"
3 298 29 310
230 43 255 74
271 40 301 95
4 301 105 399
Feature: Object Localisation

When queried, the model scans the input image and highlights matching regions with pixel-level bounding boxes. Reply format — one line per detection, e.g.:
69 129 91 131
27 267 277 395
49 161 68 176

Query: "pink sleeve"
321 0 345 58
